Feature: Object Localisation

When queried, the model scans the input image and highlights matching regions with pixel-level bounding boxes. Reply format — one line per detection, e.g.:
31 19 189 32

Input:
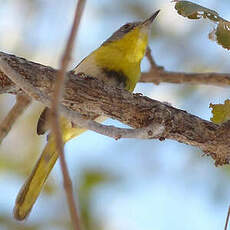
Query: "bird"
14 10 160 220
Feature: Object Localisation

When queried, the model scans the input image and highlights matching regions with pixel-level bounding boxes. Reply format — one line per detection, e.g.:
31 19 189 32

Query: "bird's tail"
14 118 86 220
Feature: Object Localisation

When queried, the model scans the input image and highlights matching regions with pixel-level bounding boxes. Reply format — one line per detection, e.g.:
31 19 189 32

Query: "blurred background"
0 0 230 229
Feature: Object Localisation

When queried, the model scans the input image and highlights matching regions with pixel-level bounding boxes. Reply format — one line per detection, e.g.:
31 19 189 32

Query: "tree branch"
0 94 31 144
1 50 230 90
0 55 165 140
140 69 230 87
141 47 230 87
0 52 229 166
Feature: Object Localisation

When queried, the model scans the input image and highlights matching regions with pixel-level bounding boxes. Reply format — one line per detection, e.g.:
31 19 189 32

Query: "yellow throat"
74 10 160 91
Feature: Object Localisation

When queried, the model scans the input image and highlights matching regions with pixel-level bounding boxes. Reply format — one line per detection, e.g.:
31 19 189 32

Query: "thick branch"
0 55 165 141
1 52 230 92
0 52 229 166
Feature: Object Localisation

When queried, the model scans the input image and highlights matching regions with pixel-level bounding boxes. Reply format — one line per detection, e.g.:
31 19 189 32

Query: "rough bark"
0 51 229 166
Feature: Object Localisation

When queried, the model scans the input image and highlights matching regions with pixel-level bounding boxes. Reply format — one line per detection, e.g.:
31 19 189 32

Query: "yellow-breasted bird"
14 10 160 220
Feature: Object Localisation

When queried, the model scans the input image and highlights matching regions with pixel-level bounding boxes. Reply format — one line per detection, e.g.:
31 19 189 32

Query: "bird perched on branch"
14 10 160 220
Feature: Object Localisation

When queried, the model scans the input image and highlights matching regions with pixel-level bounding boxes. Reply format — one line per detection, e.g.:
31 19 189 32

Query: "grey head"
102 21 141 46
102 10 160 46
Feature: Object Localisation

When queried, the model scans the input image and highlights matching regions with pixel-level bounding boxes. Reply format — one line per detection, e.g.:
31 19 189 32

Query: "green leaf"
210 99 230 124
174 1 230 51
175 1 220 22
216 21 230 50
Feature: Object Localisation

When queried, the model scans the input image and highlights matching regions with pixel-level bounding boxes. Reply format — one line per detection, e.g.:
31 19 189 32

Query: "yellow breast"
74 26 149 92
93 27 148 91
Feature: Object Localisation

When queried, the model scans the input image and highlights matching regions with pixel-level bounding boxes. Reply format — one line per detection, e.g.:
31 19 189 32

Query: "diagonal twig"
50 0 86 229
0 94 31 145
145 46 164 71
224 206 230 230
145 46 157 68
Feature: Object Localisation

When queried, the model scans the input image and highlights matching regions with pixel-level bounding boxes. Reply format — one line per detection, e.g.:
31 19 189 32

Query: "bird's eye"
124 24 130 29
122 23 132 31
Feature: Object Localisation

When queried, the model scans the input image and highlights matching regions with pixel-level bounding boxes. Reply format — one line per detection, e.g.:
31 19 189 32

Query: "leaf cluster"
175 1 230 50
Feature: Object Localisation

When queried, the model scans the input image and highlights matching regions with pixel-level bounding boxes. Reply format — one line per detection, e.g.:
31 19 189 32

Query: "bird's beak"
142 10 160 26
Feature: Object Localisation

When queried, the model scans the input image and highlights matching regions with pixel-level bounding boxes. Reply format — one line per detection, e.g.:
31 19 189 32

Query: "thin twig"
145 46 157 68
145 46 164 72
140 70 230 86
0 94 31 145
50 0 86 230
224 206 230 230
